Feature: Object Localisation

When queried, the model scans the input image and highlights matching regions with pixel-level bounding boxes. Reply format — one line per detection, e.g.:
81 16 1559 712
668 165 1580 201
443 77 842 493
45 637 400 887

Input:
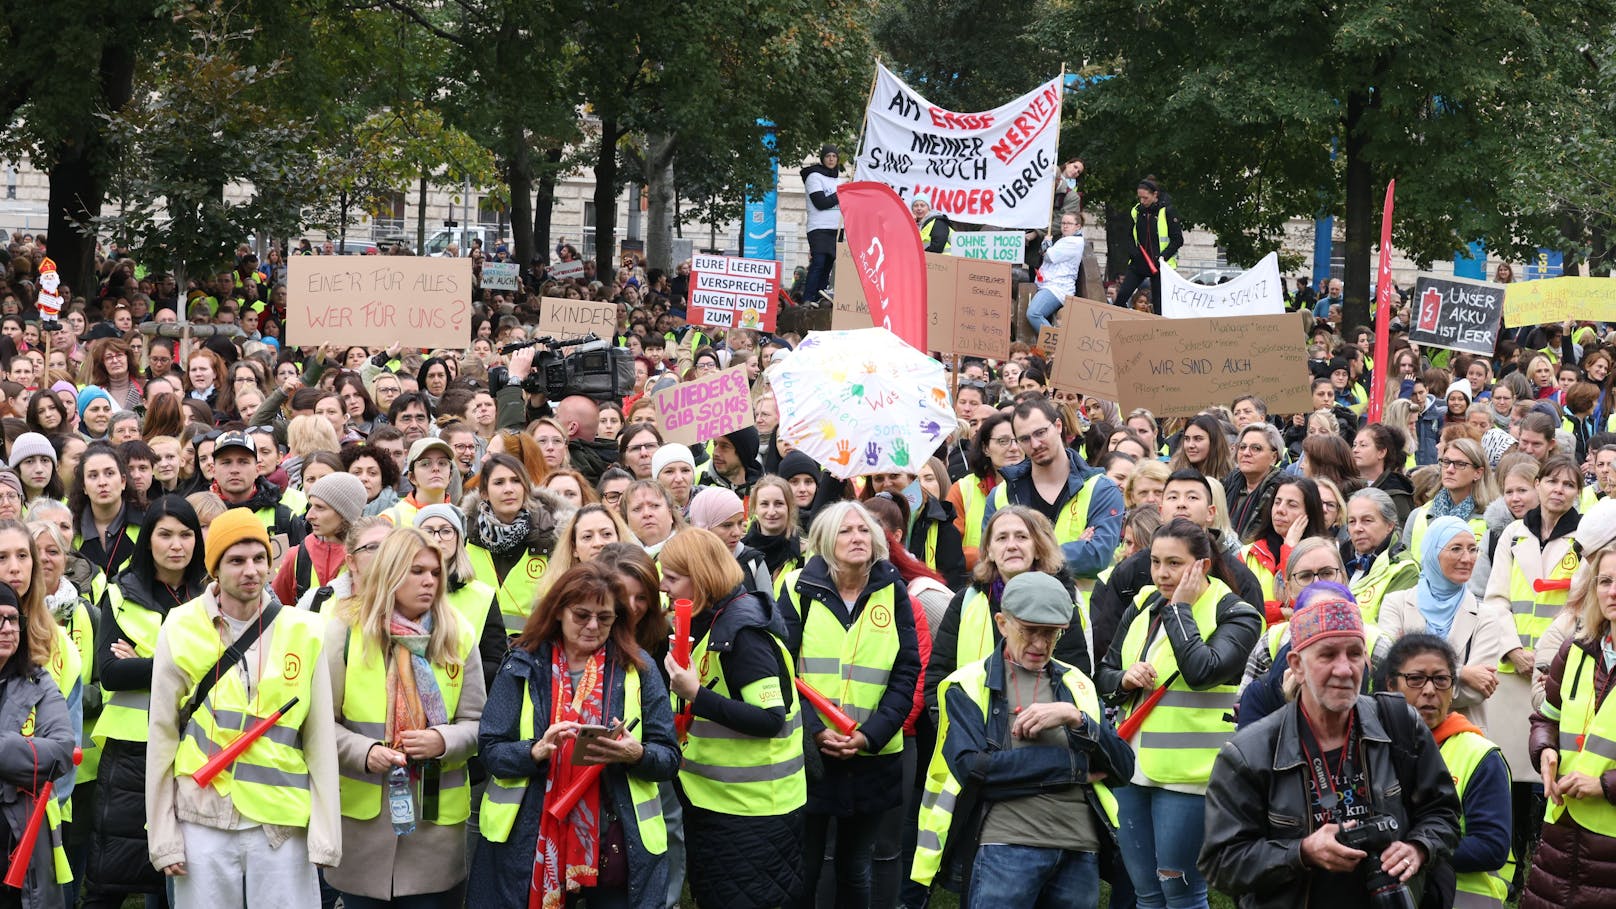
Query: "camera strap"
1299 702 1358 825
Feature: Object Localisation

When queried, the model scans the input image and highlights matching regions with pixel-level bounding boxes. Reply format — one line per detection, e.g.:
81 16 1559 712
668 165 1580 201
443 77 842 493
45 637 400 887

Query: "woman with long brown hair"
84 336 144 412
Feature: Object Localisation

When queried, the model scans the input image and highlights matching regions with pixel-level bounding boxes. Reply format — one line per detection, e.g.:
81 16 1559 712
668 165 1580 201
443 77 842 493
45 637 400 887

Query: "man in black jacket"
1089 469 1264 662
1200 593 1461 909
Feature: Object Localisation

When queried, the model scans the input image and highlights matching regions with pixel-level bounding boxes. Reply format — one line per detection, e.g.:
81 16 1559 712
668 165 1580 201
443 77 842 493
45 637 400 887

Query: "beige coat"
321 616 486 900
1376 587 1516 736
145 586 342 870
1480 520 1577 782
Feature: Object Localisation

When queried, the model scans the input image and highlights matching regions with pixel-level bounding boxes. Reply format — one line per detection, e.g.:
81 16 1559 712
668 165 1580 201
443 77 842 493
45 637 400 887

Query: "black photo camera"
1335 814 1417 909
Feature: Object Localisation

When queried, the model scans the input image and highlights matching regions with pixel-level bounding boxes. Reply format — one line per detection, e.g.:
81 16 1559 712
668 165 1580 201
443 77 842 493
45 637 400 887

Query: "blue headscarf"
1416 515 1472 639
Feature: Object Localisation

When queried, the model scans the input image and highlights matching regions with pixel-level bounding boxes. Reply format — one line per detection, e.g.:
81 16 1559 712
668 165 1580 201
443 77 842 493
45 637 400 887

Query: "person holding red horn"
0 578 75 908
470 561 678 908
145 508 340 908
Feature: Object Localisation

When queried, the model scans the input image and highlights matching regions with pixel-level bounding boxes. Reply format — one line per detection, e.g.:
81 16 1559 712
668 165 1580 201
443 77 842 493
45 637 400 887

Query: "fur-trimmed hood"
460 484 575 556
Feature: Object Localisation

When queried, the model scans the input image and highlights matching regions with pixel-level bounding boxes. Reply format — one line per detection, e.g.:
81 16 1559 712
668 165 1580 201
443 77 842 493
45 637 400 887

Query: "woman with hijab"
1377 515 1516 732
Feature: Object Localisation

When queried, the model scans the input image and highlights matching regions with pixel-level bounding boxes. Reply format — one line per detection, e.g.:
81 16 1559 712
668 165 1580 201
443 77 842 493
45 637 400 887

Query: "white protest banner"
550 259 585 281
482 262 519 291
288 257 472 349
1160 252 1286 319
689 253 781 331
855 63 1062 229
653 366 753 446
950 231 1023 264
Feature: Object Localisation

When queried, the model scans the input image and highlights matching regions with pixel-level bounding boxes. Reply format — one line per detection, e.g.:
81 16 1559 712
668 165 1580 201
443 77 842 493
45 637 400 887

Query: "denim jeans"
1027 289 1066 333
969 846 1098 909
1110 786 1210 909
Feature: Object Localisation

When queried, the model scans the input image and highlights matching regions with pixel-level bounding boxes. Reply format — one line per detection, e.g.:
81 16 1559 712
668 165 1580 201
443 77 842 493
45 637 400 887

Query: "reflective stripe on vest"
168 601 324 828
1546 646 1616 835
912 657 1118 886
1503 535 1577 663
786 569 904 756
1118 580 1239 783
337 619 475 824
679 627 806 815
1441 731 1513 909
479 664 665 852
466 544 547 634
96 586 165 743
1407 510 1489 567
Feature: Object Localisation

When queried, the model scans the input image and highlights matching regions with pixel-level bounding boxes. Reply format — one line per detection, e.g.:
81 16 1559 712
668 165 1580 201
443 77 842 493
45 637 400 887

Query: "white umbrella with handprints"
767 327 958 479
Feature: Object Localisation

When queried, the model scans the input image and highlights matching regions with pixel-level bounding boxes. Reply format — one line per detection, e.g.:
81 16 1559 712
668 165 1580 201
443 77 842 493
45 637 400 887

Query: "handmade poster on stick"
1040 297 1158 400
689 254 782 330
653 366 754 446
1408 274 1504 355
538 297 616 340
950 231 1023 263
550 259 586 281
1502 276 1616 327
1107 313 1311 416
1160 252 1286 319
288 257 472 349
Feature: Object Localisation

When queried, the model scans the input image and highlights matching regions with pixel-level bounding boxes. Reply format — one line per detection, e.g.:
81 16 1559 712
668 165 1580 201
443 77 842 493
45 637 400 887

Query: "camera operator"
1199 587 1460 909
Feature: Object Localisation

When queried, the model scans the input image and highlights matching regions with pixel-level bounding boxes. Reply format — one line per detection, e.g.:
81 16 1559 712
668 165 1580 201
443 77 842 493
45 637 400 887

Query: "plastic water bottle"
388 764 416 835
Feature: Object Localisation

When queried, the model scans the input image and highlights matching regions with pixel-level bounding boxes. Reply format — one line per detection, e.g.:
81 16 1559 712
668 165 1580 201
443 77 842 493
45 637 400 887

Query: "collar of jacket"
982 646 1071 696
998 447 1100 496
1271 695 1393 772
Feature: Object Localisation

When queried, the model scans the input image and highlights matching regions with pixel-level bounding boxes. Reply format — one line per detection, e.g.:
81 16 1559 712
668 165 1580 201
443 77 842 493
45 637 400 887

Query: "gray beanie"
414 503 465 540
308 472 367 526
7 433 55 469
1000 572 1075 627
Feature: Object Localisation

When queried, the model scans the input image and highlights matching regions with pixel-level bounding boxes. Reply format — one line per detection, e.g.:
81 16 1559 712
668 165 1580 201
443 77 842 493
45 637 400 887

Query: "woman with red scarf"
471 561 679 908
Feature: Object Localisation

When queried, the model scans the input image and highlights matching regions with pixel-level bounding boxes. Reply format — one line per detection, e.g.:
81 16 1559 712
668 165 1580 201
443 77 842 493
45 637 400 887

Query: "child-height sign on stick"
689 254 781 331
288 258 473 349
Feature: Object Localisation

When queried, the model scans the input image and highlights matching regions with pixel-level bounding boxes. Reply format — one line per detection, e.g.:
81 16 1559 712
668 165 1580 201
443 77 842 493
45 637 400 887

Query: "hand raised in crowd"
1282 513 1310 549
1173 558 1210 606
507 346 536 384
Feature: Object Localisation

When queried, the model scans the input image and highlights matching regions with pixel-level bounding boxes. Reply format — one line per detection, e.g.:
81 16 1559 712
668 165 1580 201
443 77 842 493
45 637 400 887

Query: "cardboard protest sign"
1409 274 1504 355
831 242 872 330
482 262 519 291
538 297 616 340
832 243 1010 358
287 257 471 349
855 63 1063 229
549 259 586 281
1107 313 1311 417
1160 252 1285 319
1038 297 1158 400
950 231 1023 264
689 254 781 331
652 365 753 446
1503 276 1616 327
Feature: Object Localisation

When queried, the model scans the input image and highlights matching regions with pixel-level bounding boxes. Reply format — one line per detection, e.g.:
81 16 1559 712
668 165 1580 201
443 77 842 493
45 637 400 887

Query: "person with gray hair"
1224 422 1288 540
774 499 921 909
1344 487 1420 624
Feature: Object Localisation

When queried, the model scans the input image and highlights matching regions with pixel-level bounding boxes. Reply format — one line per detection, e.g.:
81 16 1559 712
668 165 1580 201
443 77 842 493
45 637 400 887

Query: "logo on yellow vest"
283 652 301 682
869 604 892 628
1558 552 1578 574
446 663 460 681
526 556 548 580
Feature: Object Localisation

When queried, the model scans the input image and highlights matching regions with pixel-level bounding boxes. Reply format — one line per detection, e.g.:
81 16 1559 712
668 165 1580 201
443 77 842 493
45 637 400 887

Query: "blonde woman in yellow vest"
326 527 484 906
912 571 1133 904
145 509 339 906
469 561 678 908
463 453 569 636
414 504 506 687
0 578 76 908
947 412 1022 571
742 476 806 586
1095 518 1263 909
775 500 922 909
1388 634 1514 909
1482 454 1582 797
0 522 81 808
1403 438 1496 570
1524 539 1616 909
659 528 806 909
85 495 209 902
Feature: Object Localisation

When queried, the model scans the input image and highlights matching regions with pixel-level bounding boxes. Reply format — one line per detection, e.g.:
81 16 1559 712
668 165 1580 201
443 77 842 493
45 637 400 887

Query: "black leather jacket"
1198 693 1461 909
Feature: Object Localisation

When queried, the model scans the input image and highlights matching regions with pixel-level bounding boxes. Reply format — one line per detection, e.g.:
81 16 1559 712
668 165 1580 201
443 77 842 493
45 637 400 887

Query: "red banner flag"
1366 180 1396 425
838 182 928 351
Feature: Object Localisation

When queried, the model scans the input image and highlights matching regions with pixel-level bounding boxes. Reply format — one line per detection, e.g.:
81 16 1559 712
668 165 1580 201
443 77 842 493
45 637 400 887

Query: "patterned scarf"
1427 488 1475 522
385 612 449 745
476 500 533 558
533 646 607 909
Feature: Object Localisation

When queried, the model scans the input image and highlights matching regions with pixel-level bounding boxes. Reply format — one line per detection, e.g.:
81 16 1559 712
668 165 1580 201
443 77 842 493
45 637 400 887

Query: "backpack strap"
177 600 283 730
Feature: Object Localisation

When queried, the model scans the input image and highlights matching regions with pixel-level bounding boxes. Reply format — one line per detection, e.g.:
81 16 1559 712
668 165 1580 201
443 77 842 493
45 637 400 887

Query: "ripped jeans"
1109 785 1209 909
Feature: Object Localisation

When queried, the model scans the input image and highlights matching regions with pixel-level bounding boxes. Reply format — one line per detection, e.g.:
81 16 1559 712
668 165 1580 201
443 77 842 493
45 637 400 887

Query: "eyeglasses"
602 491 623 505
1289 566 1342 585
626 442 658 454
989 435 1016 448
1436 458 1477 471
1009 620 1064 643
421 525 457 540
1391 672 1454 691
567 608 616 628
0 614 17 629
1236 443 1271 453
351 542 381 556
1014 425 1055 447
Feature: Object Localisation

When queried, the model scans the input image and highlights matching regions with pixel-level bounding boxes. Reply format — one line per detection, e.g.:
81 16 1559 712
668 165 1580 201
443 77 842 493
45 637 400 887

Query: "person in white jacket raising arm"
1027 211 1086 333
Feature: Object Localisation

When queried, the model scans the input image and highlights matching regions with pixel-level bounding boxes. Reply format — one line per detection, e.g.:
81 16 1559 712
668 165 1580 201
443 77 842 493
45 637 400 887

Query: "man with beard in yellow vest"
913 572 1133 906
144 509 339 908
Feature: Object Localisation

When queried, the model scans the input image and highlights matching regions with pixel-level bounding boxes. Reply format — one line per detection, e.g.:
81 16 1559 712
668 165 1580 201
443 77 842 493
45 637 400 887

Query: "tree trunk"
1342 89 1373 333
417 174 427 253
645 132 677 272
593 117 620 285
534 147 562 263
506 131 534 269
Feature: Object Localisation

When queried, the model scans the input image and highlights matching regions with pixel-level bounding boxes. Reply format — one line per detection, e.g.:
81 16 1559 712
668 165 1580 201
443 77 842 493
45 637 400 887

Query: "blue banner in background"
1523 248 1564 280
1453 240 1487 280
743 119 778 261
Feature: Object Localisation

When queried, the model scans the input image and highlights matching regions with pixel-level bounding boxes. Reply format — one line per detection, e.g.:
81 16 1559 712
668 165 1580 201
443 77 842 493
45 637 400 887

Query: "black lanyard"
1299 702 1360 825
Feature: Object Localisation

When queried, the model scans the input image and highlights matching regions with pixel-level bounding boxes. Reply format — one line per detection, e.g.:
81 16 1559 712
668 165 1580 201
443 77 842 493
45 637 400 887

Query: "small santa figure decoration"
36 257 62 328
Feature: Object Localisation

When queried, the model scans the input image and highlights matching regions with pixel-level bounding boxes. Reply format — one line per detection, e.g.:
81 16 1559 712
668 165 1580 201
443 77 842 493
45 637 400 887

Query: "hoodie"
700 425 763 496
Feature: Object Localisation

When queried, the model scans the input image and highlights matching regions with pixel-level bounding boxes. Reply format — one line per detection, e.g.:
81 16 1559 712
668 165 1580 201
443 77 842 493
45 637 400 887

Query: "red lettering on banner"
913 186 996 216
990 84 1061 165
927 107 995 131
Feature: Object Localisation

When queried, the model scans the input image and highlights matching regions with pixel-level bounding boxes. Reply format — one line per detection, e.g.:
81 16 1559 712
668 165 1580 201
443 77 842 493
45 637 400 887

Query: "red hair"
884 530 944 586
